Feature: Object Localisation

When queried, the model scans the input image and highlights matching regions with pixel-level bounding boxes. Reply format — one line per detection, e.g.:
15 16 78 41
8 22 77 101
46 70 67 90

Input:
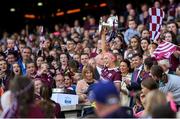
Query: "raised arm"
101 27 108 53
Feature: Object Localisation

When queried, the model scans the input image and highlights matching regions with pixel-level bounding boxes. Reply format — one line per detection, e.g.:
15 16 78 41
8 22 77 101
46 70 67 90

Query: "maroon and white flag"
149 7 165 41
153 42 177 60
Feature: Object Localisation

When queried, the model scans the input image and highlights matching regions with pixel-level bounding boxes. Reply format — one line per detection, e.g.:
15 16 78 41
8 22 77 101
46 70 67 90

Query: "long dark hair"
129 36 143 55
120 59 133 73
116 33 127 51
10 76 34 117
150 65 168 83
9 63 23 80
40 85 52 100
39 85 55 118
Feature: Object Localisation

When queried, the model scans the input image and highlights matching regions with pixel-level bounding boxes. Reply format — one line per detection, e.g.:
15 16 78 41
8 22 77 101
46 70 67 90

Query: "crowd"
0 0 180 118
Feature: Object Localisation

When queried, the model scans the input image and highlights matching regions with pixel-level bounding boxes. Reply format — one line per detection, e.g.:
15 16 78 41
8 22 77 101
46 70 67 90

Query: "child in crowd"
124 19 141 45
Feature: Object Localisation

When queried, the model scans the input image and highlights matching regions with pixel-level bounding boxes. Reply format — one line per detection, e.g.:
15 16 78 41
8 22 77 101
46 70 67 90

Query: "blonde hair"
144 90 167 116
82 64 94 79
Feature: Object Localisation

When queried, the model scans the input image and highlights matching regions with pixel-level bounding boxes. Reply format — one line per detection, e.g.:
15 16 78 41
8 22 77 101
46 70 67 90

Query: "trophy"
99 16 119 42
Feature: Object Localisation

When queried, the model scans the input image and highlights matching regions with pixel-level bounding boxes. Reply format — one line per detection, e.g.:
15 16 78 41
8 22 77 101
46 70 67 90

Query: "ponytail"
162 73 168 84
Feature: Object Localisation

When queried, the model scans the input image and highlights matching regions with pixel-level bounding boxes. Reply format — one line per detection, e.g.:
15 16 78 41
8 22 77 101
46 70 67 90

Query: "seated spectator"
33 79 43 100
76 65 97 103
55 73 65 90
64 74 76 94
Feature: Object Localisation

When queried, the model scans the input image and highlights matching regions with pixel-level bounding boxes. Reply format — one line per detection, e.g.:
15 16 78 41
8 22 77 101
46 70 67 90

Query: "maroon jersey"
35 73 53 88
101 67 121 83
3 102 44 118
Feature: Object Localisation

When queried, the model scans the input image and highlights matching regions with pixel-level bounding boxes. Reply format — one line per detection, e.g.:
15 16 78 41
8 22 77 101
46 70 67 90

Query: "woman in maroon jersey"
39 85 61 118
100 27 122 90
2 76 44 118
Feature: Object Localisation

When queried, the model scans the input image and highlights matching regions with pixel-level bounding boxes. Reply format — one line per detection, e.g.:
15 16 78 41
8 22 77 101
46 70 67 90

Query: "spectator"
167 21 179 35
143 90 167 118
33 79 43 100
76 65 97 102
167 0 177 20
150 65 180 106
112 35 127 55
134 77 159 117
10 63 22 78
139 4 149 25
128 36 142 54
119 59 132 106
89 80 133 118
35 56 45 70
35 63 53 88
59 53 69 74
125 54 144 91
141 77 159 98
0 60 11 91
140 38 150 56
2 76 44 118
176 65 180 76
152 104 176 118
158 59 174 74
6 51 17 66
163 31 177 44
39 85 61 118
64 74 76 94
66 39 76 58
124 19 140 45
154 0 161 8
55 73 65 89
141 29 150 39
18 47 32 75
26 61 37 79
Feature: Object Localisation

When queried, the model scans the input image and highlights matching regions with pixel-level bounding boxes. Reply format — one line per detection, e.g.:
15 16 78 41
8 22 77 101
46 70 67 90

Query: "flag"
149 7 165 41
153 42 177 60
